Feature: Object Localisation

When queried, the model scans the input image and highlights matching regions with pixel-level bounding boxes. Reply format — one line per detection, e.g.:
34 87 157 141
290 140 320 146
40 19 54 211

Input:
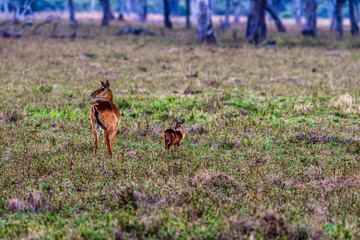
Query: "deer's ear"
100 80 105 86
181 119 185 124
173 118 177 122
106 80 110 88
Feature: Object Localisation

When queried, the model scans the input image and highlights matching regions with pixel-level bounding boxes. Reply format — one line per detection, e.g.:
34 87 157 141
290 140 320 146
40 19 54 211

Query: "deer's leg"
167 141 175 150
110 128 117 154
164 135 168 150
91 121 98 157
103 129 114 157
174 142 179 150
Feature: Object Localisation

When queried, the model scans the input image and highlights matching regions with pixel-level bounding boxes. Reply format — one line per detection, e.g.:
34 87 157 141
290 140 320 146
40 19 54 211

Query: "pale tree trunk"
137 0 147 22
266 3 286 32
332 0 345 36
295 0 302 25
349 0 359 36
90 0 96 12
68 0 77 27
302 0 316 37
3 0 11 20
196 0 216 44
234 0 241 23
246 0 266 43
126 0 131 14
164 0 172 28
186 0 191 28
100 0 114 26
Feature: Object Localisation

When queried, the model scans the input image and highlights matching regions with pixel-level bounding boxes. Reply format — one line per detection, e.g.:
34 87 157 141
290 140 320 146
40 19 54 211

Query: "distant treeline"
0 0 357 19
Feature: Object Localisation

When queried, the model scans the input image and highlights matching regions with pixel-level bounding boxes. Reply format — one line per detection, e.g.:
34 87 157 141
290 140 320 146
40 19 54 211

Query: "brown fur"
90 80 121 157
163 119 185 150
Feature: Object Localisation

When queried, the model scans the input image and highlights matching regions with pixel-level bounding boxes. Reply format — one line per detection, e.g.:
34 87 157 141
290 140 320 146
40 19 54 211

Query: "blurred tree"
333 0 345 36
90 0 95 11
118 0 125 20
2 0 11 20
224 0 231 28
196 0 216 43
137 0 147 22
349 0 359 35
68 0 77 27
271 0 280 13
302 0 316 37
331 0 359 37
266 2 286 32
234 0 241 23
100 0 114 26
164 0 172 28
295 0 302 25
246 0 266 43
186 0 191 27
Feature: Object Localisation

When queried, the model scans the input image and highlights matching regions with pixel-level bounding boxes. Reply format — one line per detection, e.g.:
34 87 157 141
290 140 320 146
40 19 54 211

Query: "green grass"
0 21 360 239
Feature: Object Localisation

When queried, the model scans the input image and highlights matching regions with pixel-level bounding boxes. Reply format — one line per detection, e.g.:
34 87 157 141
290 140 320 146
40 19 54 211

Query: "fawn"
90 80 121 157
163 119 186 150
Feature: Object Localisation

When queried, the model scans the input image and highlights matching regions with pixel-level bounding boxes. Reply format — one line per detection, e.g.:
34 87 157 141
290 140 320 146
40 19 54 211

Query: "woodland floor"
0 18 360 239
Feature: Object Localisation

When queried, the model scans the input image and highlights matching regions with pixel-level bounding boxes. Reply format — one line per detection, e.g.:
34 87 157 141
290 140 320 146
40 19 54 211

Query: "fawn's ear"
173 118 178 123
105 80 110 88
181 119 185 124
100 80 105 86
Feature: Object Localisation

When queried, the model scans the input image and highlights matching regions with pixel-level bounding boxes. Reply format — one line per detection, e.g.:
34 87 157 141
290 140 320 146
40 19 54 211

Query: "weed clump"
113 186 142 209
333 93 356 113
7 190 48 213
0 109 23 123
7 198 25 213
190 123 207 135
24 190 49 213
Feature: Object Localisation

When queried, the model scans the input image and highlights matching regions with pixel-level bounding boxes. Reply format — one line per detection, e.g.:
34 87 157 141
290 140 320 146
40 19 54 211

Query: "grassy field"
0 20 360 239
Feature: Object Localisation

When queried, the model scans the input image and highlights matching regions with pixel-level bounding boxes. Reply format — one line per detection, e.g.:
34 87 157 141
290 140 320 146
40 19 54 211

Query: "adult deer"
90 80 120 157
163 119 186 150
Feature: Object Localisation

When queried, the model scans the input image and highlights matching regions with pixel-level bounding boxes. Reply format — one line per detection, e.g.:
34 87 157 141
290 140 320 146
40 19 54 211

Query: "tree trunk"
234 0 241 23
3 0 11 20
224 0 230 28
118 0 125 21
302 0 316 37
246 0 266 43
196 0 216 44
68 0 77 27
332 0 345 36
100 0 114 26
271 0 280 14
137 0 147 22
186 0 191 28
266 3 286 32
90 0 96 12
164 0 172 28
349 0 359 36
126 0 131 14
295 0 302 25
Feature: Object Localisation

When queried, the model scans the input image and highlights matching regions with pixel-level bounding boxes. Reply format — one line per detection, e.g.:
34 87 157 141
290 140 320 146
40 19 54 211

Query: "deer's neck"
177 126 185 139
105 90 113 103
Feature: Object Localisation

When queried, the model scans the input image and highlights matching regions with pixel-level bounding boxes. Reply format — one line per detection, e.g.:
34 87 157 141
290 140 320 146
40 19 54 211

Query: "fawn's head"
174 119 185 132
91 80 113 101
